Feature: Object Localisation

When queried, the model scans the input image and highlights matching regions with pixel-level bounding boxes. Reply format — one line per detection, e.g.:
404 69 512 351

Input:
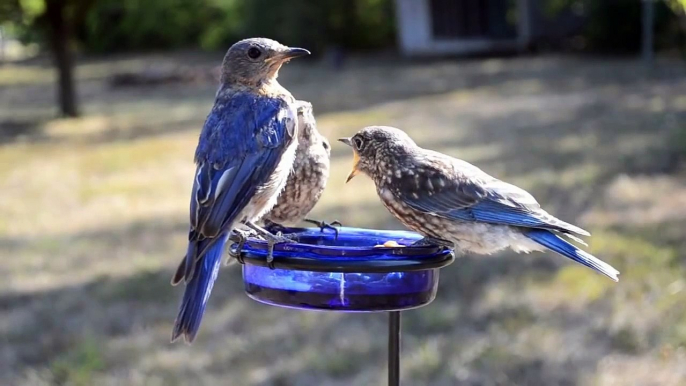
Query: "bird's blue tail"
171 239 224 343
524 229 619 282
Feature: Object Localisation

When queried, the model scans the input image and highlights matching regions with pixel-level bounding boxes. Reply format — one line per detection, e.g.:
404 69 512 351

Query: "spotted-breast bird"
170 38 309 344
260 100 339 235
339 126 619 281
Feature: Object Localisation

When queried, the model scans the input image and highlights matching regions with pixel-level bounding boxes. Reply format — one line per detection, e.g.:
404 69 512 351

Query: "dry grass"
1 52 686 385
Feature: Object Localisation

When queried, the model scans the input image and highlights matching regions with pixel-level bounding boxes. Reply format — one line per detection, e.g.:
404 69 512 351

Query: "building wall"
394 0 434 55
395 0 532 57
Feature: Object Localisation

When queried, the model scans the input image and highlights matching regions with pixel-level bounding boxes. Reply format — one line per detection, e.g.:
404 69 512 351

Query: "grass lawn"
1 52 686 385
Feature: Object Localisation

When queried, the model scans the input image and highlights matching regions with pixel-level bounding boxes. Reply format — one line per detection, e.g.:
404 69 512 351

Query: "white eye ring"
353 136 364 151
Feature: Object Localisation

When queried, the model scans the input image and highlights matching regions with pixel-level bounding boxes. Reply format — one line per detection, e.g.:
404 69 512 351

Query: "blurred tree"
0 0 95 117
198 0 244 51
667 0 686 12
666 0 686 33
238 0 394 55
79 0 395 54
541 0 684 54
81 0 229 53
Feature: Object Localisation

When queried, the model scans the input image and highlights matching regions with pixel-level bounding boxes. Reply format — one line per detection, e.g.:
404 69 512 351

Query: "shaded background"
1 0 686 385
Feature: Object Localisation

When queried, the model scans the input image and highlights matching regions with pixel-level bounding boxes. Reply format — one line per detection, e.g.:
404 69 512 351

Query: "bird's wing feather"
184 93 297 276
396 156 589 236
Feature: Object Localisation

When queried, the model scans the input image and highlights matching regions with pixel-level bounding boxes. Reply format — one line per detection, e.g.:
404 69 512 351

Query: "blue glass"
234 226 454 312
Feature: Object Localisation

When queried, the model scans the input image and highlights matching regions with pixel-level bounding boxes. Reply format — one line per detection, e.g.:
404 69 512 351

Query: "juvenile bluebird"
339 126 619 281
261 100 338 233
170 38 309 344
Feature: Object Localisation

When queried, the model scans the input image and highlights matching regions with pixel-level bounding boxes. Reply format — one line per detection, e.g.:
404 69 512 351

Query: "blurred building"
394 0 533 56
394 0 600 57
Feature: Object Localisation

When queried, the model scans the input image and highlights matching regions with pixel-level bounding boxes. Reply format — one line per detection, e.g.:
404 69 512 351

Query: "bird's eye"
353 136 364 151
247 47 262 59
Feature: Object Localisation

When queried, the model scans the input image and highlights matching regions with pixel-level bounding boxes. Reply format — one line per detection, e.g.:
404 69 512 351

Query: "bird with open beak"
338 126 619 282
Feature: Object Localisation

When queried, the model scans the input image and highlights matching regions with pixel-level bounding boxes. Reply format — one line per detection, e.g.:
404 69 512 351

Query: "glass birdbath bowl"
232 226 454 311
231 226 454 385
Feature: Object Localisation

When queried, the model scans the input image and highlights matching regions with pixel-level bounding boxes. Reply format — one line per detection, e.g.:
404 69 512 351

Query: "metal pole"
388 311 401 386
642 0 654 64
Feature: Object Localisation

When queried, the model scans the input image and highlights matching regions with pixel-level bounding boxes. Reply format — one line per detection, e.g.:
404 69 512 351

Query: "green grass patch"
92 271 176 304
77 136 192 175
405 340 444 381
404 303 459 334
50 337 106 386
308 349 369 379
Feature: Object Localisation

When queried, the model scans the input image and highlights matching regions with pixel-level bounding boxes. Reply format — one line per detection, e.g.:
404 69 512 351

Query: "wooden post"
642 0 654 65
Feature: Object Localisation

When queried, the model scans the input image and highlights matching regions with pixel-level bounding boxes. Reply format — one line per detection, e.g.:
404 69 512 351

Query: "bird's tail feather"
541 211 590 237
524 229 619 282
562 232 588 247
171 238 224 344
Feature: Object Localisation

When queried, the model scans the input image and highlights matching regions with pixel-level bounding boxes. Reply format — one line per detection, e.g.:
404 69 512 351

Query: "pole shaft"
388 311 401 386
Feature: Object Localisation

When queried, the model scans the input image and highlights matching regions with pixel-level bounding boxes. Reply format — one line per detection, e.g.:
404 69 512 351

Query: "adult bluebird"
262 100 338 233
339 126 619 281
170 38 309 344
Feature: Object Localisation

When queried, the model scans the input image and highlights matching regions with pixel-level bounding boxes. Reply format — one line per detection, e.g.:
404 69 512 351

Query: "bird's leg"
227 228 257 265
244 221 295 269
411 237 455 249
304 218 342 239
262 219 289 235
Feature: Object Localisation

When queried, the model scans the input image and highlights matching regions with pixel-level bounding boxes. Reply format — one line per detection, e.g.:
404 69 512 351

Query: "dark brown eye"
247 47 261 59
353 136 364 151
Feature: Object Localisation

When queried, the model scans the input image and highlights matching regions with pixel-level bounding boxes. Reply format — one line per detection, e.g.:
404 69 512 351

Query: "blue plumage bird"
339 126 619 282
170 38 309 344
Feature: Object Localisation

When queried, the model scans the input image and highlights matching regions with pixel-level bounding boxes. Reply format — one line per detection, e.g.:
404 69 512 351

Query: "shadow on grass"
4 55 685 149
0 119 47 145
0 206 626 385
1 55 685 384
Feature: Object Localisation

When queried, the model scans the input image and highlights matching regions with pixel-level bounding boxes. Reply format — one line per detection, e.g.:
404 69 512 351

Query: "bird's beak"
279 47 311 61
338 137 353 147
338 137 360 183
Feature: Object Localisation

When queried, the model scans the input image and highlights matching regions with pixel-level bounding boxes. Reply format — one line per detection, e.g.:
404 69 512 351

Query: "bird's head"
295 101 329 154
338 126 417 183
220 38 309 87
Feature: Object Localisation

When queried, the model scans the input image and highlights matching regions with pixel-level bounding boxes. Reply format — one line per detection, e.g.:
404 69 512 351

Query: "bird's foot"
264 231 293 269
304 218 342 239
411 237 454 249
263 220 289 235
227 228 257 265
244 221 296 269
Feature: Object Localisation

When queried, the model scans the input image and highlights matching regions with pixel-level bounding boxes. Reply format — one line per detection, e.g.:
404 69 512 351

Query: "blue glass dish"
232 226 454 312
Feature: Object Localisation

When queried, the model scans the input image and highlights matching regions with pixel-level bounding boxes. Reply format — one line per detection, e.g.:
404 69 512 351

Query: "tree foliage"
666 0 686 13
78 0 395 54
542 0 686 53
237 0 395 53
80 0 234 53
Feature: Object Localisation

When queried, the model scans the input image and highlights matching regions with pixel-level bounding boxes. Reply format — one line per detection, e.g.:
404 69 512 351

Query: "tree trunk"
45 0 79 117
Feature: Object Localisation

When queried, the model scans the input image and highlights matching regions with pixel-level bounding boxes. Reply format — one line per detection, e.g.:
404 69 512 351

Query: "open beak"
338 137 360 183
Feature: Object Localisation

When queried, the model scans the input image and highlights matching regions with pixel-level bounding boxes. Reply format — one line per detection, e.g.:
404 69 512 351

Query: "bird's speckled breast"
377 187 445 239
263 119 330 224
266 154 329 224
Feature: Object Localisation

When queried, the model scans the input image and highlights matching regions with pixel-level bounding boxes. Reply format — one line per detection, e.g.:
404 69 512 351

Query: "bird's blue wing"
395 160 586 235
181 93 296 281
